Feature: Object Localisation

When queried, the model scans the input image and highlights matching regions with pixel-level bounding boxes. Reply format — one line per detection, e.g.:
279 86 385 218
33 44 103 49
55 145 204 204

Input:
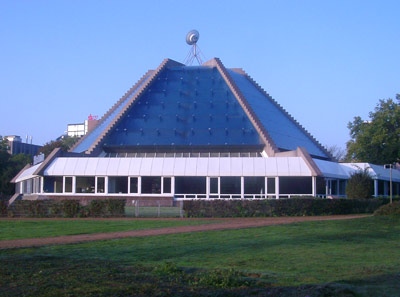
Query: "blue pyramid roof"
70 58 331 160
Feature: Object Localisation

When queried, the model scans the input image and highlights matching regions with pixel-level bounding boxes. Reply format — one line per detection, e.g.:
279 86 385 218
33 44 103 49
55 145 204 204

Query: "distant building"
66 115 99 137
4 135 42 157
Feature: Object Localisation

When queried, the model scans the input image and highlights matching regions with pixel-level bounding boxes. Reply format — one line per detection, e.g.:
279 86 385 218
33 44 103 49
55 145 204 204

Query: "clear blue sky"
1 0 399 150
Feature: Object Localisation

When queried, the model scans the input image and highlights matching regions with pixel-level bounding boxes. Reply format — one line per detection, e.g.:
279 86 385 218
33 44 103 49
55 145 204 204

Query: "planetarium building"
11 57 400 205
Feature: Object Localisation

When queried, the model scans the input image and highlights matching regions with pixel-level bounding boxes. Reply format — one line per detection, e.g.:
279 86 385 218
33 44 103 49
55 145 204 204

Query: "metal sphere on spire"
186 30 200 45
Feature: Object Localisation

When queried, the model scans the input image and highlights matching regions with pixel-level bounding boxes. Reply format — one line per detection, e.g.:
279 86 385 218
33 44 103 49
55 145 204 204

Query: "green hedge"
183 198 387 218
374 201 400 216
7 199 126 218
0 200 8 216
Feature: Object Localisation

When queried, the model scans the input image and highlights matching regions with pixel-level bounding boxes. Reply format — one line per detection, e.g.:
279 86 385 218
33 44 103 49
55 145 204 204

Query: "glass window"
44 176 63 193
244 177 265 194
210 178 219 194
220 177 241 194
279 177 312 195
130 177 138 193
141 176 161 194
267 178 275 194
97 177 105 193
65 177 73 193
76 177 95 193
163 177 171 193
108 176 128 194
175 177 206 194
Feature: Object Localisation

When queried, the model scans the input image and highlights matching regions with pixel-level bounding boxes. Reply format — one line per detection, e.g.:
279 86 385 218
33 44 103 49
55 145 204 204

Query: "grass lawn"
0 219 216 240
1 216 400 296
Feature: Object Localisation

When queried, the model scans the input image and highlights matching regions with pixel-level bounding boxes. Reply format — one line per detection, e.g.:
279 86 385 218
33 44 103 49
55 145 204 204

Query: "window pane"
65 177 73 193
108 176 128 194
210 178 218 194
97 177 105 193
175 177 206 194
76 177 95 193
279 177 312 194
163 177 171 193
141 176 161 194
130 177 138 193
244 177 265 194
220 177 241 194
44 176 63 193
267 178 275 194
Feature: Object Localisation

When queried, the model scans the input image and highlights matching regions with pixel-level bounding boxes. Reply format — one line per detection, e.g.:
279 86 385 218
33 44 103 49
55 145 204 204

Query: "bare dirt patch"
0 215 368 249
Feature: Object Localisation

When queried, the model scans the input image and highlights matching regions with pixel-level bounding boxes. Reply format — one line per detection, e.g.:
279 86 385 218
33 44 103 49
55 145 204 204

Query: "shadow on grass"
1 255 399 297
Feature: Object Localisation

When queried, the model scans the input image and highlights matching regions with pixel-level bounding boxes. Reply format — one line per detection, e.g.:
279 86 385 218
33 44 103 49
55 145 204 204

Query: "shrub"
62 200 80 217
346 169 374 199
7 200 51 217
190 269 249 288
0 200 7 216
50 202 63 216
374 201 400 216
89 200 107 217
105 199 125 217
183 198 385 218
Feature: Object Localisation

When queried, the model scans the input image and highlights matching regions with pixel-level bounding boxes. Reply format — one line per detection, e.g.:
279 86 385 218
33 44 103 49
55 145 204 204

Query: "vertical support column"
137 176 142 195
95 177 98 194
127 177 131 194
241 176 244 199
72 176 76 194
206 177 210 199
275 177 279 199
171 177 175 198
104 177 109 194
264 177 268 199
40 176 44 194
312 176 317 197
374 179 378 197
161 177 164 194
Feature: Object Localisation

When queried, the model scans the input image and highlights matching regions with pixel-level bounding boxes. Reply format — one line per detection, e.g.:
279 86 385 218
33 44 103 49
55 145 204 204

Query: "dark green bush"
183 198 385 218
8 200 52 217
89 200 106 217
105 199 125 216
6 199 125 217
62 200 80 217
0 200 7 216
374 201 400 216
346 169 374 199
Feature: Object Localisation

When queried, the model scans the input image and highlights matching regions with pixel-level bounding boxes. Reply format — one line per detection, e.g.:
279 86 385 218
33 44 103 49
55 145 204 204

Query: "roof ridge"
213 58 279 156
86 58 178 154
69 69 154 153
240 70 333 160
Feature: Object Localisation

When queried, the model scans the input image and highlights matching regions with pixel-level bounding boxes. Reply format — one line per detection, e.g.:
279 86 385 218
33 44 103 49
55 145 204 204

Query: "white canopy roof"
313 159 400 182
43 157 312 177
14 163 41 183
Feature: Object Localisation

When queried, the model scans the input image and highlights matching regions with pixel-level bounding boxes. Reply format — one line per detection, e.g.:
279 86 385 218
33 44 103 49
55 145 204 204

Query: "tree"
346 168 374 199
0 137 9 152
0 153 31 196
39 136 79 157
326 145 346 162
0 135 31 197
346 94 400 164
